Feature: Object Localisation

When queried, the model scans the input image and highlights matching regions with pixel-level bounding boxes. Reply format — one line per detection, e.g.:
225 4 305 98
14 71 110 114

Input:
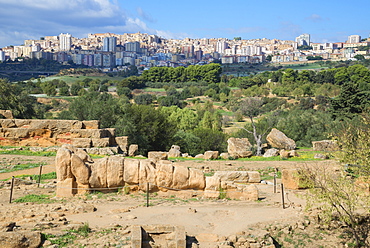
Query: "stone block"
312 140 339 151
128 144 139 157
72 138 92 148
124 159 140 184
188 168 206 190
56 178 77 197
282 169 312 190
82 120 100 129
107 156 125 188
131 225 142 248
204 151 219 160
148 151 168 162
247 171 261 183
91 138 110 147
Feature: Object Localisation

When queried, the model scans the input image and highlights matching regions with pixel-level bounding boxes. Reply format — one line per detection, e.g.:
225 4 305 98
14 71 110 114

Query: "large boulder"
312 140 339 151
263 148 279 157
266 128 296 150
204 151 219 160
227 138 253 158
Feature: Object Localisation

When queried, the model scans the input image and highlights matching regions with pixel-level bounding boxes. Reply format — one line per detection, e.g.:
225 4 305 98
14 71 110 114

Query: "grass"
258 167 282 181
0 162 46 173
0 172 57 182
144 88 166 92
42 223 91 247
14 194 56 204
0 146 56 157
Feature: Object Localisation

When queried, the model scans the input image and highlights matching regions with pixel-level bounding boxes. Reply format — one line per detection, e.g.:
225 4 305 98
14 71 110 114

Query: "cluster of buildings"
0 32 369 70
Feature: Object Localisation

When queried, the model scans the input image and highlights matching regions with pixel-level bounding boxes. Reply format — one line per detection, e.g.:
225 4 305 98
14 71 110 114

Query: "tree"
238 97 266 156
134 94 154 105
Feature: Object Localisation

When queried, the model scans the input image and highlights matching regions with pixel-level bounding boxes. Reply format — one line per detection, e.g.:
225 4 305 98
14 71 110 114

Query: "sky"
0 0 369 48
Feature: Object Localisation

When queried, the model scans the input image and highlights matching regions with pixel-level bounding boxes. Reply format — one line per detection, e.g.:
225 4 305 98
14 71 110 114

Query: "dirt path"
0 154 55 180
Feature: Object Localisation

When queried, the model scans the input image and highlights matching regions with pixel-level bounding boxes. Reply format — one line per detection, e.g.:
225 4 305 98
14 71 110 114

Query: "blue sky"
0 0 369 48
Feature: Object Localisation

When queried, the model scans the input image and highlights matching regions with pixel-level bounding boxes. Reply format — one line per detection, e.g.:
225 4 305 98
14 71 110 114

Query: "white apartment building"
59 33 72 51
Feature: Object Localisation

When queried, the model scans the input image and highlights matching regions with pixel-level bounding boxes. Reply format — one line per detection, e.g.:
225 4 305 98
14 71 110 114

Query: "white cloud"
137 7 156 23
306 14 324 22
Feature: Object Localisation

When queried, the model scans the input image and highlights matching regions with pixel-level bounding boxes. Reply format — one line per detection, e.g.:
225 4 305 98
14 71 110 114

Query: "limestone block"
263 148 279 157
107 156 125 188
282 169 311 190
0 119 16 128
14 119 31 127
89 157 108 188
71 154 90 185
172 165 189 189
76 182 90 195
71 120 83 129
312 140 339 151
156 160 174 191
0 110 13 119
91 138 110 147
242 184 259 201
205 176 220 191
227 137 252 158
82 120 100 129
188 168 206 190
148 151 168 162
204 151 219 160
267 128 296 150
75 149 93 163
280 149 290 159
56 178 77 197
0 231 42 248
138 160 157 191
194 154 204 159
2 128 29 138
128 144 138 157
214 171 249 184
70 129 106 138
220 152 230 159
55 147 73 181
97 147 115 155
247 171 261 183
123 159 140 184
72 138 92 148
115 136 128 152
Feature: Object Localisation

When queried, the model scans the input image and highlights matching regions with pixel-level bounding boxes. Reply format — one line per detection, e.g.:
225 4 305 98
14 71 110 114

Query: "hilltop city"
0 32 369 71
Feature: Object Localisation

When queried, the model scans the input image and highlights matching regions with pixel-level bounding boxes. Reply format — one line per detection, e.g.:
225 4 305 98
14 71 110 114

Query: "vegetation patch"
14 194 56 204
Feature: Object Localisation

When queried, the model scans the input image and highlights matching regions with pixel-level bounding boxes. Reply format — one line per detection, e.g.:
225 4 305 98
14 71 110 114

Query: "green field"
35 75 126 85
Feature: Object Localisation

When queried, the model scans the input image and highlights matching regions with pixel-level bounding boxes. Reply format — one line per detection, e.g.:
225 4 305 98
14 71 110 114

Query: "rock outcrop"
266 128 296 150
312 140 338 151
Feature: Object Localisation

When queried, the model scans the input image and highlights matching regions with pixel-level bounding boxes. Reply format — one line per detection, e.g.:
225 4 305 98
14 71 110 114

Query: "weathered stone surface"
248 171 261 183
282 169 311 190
0 110 13 119
72 138 92 148
0 119 16 128
267 128 296 150
56 178 77 197
89 157 108 188
205 176 221 191
91 138 110 147
82 120 100 129
188 168 206 190
123 159 140 184
194 154 204 159
312 140 339 151
227 137 252 158
128 144 138 157
71 154 90 185
55 147 72 181
148 151 168 162
115 136 128 153
75 149 93 163
204 151 219 160
0 231 42 248
263 148 279 157
168 145 181 158
226 184 259 201
138 160 157 191
155 160 174 191
214 171 249 183
106 156 124 188
172 165 189 189
280 149 290 159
